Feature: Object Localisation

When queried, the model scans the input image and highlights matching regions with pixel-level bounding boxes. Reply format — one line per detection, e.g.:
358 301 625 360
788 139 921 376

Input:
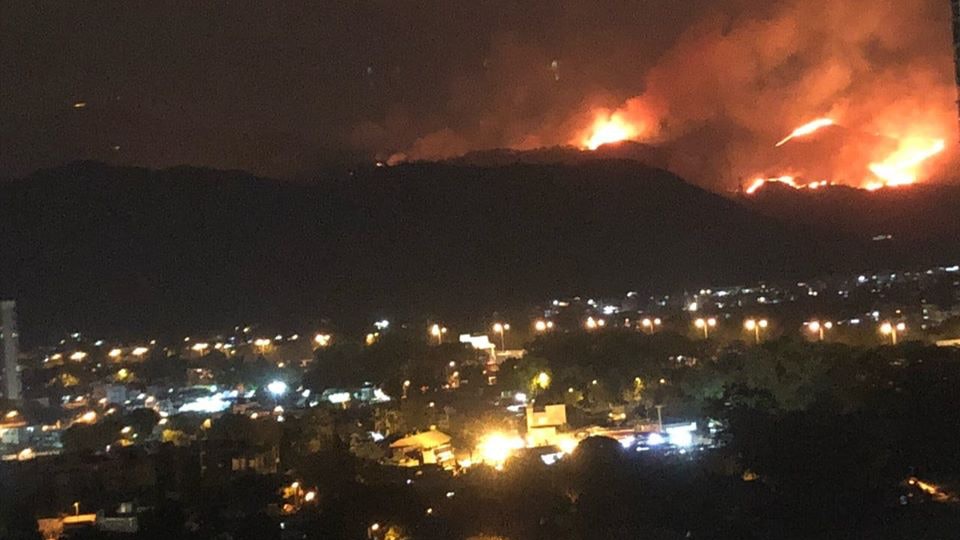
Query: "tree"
61 419 122 453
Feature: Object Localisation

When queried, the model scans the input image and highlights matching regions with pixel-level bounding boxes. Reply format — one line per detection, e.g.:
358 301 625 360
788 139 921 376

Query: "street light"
805 320 832 341
313 333 331 348
534 319 554 333
429 323 447 344
585 317 605 330
267 380 288 397
694 317 716 339
641 317 662 334
743 318 768 344
880 321 905 345
492 322 510 349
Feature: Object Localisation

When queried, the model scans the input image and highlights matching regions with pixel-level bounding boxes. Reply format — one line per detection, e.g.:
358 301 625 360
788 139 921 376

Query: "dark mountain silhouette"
449 141 669 170
1 160 871 343
739 181 960 266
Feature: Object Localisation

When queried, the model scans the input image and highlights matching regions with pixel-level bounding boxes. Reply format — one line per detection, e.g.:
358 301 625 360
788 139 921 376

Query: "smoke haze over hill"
2 1 957 189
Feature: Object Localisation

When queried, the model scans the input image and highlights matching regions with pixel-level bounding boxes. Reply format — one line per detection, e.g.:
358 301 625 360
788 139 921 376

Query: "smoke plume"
363 0 957 190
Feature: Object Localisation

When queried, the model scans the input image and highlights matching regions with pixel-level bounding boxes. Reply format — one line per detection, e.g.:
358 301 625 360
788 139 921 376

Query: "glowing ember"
582 112 639 150
867 137 945 189
775 118 835 147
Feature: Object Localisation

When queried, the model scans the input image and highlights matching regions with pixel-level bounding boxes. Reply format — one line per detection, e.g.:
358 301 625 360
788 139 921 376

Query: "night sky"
1 1 955 187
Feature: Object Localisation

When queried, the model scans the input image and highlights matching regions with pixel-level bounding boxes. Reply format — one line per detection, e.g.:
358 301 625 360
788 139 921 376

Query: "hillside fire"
580 112 641 150
747 117 948 194
866 137 946 189
775 118 836 147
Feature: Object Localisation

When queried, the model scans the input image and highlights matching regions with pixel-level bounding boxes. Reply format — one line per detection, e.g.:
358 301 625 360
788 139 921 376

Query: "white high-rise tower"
1 300 21 401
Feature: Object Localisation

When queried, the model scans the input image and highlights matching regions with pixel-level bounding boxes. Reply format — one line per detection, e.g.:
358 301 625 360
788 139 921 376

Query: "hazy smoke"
362 0 957 189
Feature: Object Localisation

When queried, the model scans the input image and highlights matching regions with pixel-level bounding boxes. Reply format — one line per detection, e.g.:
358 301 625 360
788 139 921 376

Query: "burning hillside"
571 110 949 192
375 0 957 192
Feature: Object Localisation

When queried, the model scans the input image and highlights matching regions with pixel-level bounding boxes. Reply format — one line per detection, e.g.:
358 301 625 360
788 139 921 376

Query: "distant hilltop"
3 159 957 342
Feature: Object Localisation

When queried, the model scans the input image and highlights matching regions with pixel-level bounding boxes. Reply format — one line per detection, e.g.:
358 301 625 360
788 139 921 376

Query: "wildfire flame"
775 118 835 147
745 175 801 194
866 137 945 190
581 112 640 150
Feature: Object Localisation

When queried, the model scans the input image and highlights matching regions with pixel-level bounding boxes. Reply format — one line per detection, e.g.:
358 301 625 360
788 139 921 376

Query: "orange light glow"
745 175 799 194
867 137 945 189
745 178 766 195
581 112 639 150
775 118 835 147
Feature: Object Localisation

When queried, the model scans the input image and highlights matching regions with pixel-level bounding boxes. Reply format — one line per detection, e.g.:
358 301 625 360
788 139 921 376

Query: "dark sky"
1 1 955 187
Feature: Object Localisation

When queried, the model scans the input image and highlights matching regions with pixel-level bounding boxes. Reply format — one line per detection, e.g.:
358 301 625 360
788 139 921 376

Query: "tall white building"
1 300 21 401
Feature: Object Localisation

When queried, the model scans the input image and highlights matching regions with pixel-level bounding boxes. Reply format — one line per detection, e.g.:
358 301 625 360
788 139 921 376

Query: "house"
388 430 455 468
525 404 567 447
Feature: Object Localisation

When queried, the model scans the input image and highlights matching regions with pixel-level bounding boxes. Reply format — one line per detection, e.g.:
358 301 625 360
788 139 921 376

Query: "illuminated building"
388 430 455 468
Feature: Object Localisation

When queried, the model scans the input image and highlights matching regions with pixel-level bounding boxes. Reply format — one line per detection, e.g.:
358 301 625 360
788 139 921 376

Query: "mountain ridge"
0 159 894 343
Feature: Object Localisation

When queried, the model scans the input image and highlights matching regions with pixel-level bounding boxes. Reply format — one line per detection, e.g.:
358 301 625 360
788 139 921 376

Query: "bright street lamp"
806 320 832 341
694 317 716 339
880 321 905 345
585 317 605 330
492 322 510 349
313 333 331 348
429 324 447 344
534 319 554 333
267 380 288 397
641 317 662 334
743 318 768 344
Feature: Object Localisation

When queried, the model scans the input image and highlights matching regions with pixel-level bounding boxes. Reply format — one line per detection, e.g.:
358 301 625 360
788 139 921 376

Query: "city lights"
743 318 768 343
806 320 833 341
585 316 605 330
267 380 288 397
694 317 717 339
313 333 331 348
641 317 662 334
429 323 447 344
492 322 510 349
477 432 525 468
880 321 906 344
535 371 551 389
534 319 554 333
